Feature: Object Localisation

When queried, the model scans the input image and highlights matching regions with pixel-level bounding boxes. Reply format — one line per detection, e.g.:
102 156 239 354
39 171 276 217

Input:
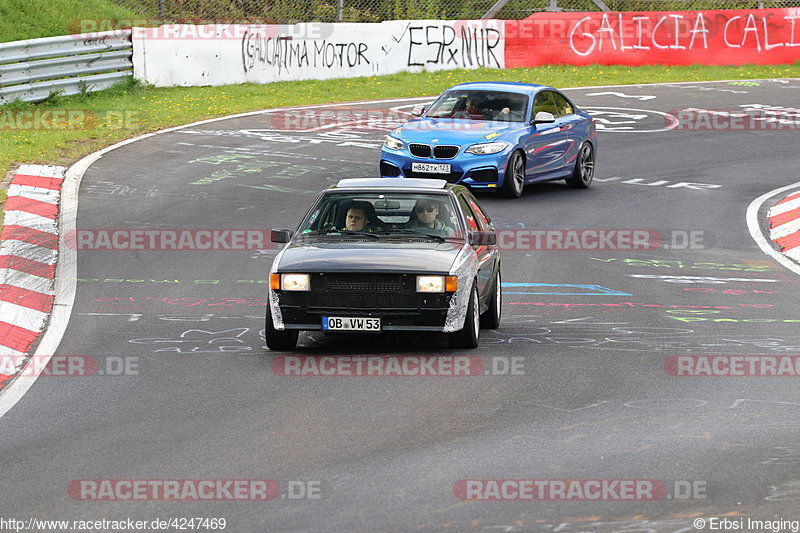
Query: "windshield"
425 90 529 122
298 192 465 239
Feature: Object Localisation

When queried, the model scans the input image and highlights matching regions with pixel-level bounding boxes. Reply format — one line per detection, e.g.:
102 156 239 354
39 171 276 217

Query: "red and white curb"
768 191 800 264
0 164 66 387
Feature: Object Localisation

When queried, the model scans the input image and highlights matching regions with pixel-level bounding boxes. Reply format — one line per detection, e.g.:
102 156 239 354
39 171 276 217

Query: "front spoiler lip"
379 151 510 186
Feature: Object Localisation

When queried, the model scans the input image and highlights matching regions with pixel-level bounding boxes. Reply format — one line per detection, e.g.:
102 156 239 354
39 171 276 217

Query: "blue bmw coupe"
380 82 598 198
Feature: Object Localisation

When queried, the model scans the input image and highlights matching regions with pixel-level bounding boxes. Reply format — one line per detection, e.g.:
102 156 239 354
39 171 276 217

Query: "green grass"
0 0 148 42
1 64 798 183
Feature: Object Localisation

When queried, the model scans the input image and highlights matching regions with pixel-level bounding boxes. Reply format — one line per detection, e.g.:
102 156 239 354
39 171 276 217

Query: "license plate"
322 317 381 331
412 162 451 174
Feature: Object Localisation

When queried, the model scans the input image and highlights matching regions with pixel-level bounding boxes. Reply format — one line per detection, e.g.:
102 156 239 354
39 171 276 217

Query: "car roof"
446 81 552 95
333 178 452 191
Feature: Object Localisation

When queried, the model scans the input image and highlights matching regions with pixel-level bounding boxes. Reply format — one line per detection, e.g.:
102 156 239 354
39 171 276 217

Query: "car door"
458 192 498 302
520 90 567 179
552 91 585 173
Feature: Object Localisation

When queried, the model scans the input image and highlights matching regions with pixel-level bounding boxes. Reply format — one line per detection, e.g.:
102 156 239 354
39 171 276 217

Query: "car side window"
552 93 574 117
457 195 480 232
466 195 492 231
531 91 558 120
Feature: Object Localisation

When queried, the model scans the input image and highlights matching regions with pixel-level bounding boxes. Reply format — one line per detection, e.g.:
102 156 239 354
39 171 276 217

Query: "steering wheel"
320 222 337 232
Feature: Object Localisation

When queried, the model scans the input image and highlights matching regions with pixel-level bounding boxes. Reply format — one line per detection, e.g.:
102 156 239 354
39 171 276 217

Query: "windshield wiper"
374 229 447 242
323 230 381 239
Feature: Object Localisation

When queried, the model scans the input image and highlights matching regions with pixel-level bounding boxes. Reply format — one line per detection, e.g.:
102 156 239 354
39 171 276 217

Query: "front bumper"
270 272 454 332
380 146 513 190
269 248 479 334
276 293 453 331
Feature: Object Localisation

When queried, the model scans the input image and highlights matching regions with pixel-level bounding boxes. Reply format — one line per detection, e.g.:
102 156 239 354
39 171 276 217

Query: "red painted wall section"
504 8 800 66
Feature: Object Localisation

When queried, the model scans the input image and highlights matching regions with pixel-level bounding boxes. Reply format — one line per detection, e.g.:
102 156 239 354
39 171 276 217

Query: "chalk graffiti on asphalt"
186 153 326 192
129 327 265 353
628 274 782 284
93 296 268 308
591 177 722 190
84 180 210 201
583 107 678 132
180 127 388 150
489 317 800 352
591 257 776 271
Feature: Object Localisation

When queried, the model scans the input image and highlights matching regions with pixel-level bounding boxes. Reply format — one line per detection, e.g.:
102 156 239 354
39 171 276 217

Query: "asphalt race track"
3 79 800 532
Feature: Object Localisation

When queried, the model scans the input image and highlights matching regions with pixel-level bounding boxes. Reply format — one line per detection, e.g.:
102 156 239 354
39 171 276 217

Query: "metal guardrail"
0 30 133 104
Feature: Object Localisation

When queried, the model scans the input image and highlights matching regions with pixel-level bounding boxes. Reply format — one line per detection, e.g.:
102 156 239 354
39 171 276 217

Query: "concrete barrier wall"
132 20 504 87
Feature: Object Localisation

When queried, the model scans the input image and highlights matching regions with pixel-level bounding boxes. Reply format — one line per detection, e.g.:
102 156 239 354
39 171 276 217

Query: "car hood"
276 240 464 273
393 118 525 145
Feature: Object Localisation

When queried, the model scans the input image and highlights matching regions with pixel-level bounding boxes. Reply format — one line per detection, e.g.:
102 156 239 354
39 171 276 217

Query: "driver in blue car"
456 97 485 120
405 200 454 237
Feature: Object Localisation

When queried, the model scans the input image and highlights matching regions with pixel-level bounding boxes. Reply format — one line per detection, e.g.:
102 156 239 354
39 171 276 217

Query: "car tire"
480 268 501 330
265 306 298 351
501 150 525 198
566 142 594 188
449 284 480 349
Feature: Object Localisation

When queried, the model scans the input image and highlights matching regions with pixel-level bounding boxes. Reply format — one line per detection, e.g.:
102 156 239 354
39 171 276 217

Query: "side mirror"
411 106 426 117
532 111 556 124
271 228 294 243
469 231 496 246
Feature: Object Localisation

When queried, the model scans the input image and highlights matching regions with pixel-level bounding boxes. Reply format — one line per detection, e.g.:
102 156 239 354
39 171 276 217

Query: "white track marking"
585 91 656 100
771 218 800 240
746 182 800 277
768 197 800 217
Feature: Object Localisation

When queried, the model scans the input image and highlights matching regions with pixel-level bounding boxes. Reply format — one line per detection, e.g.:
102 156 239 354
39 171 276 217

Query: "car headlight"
278 273 311 291
417 275 458 293
465 142 508 155
384 136 404 151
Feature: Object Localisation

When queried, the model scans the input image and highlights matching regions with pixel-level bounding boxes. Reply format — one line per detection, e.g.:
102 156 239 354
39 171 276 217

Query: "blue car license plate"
412 162 450 174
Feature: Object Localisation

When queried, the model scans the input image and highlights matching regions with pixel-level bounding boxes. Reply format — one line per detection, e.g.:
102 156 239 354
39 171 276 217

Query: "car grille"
409 144 460 159
311 273 407 309
311 291 403 308
433 145 459 159
409 144 432 157
325 273 401 291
